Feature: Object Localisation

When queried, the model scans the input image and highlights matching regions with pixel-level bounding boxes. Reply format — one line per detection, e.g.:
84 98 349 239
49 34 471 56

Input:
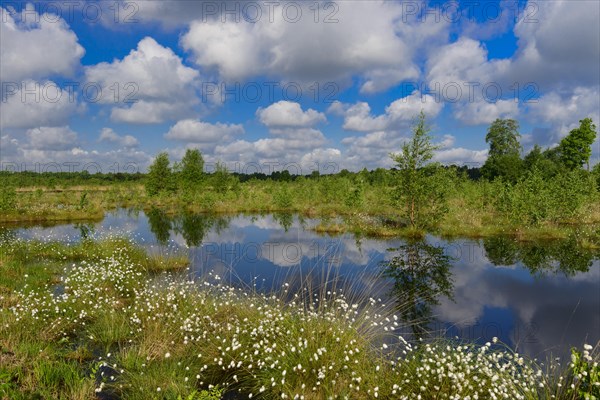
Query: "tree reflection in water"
380 235 597 342
273 212 294 232
174 213 215 247
382 240 454 339
483 235 597 276
146 208 171 245
147 208 231 248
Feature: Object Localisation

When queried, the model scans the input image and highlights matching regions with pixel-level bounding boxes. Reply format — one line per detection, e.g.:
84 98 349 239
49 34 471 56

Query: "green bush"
344 182 364 208
0 186 17 211
498 168 595 225
273 186 293 209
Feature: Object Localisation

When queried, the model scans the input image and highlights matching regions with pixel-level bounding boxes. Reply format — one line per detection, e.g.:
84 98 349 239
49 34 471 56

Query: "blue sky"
1 0 599 173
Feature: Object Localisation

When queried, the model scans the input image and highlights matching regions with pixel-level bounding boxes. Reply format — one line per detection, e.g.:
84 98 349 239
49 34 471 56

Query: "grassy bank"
3 179 599 246
1 237 598 399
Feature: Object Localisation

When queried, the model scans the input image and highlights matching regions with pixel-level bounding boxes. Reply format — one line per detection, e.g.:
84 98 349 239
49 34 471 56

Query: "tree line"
390 112 598 228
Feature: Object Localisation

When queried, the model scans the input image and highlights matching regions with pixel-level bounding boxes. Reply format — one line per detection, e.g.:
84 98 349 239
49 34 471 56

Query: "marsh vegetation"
1 115 599 399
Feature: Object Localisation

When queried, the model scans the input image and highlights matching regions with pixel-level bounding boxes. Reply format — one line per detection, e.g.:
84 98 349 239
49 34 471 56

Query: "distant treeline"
0 164 481 187
0 171 145 187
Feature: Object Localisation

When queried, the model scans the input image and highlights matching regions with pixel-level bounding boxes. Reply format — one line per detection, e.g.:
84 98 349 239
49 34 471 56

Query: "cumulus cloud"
207 101 334 171
438 134 455 150
299 148 343 172
335 93 444 168
181 1 448 92
454 100 519 126
213 100 332 172
528 87 600 129
85 37 200 123
25 126 78 151
0 80 80 129
216 128 327 160
257 101 326 128
1 131 153 172
425 37 515 125
332 91 444 133
110 101 191 125
165 119 244 145
433 148 488 166
0 5 84 82
424 1 599 126
0 135 23 158
99 127 139 148
426 37 510 90
341 131 401 170
521 87 600 152
104 0 226 28
508 0 600 89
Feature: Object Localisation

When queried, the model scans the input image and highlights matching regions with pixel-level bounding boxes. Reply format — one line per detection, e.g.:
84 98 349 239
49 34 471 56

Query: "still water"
6 208 600 359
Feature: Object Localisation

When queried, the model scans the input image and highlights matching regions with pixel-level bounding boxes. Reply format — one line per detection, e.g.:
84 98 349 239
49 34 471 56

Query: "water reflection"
147 208 171 245
2 210 598 359
74 222 95 240
272 212 294 232
483 235 597 276
382 241 454 339
147 208 232 248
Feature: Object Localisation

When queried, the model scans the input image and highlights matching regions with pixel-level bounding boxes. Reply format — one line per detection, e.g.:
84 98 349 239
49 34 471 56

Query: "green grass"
1 237 598 399
2 177 599 246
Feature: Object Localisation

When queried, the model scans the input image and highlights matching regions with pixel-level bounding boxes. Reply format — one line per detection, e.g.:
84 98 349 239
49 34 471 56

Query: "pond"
3 208 599 360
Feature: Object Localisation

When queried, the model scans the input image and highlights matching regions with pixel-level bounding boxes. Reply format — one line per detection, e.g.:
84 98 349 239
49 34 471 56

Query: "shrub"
0 186 17 211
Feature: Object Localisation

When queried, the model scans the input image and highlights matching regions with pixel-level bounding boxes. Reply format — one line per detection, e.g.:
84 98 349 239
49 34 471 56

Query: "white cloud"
25 126 78 151
509 0 600 89
0 80 79 129
0 135 22 158
341 131 402 170
98 127 139 148
257 101 326 128
1 131 153 172
432 148 488 166
110 101 191 125
299 148 342 172
0 5 84 82
528 87 600 128
181 1 448 92
425 37 515 125
426 37 509 89
214 127 328 170
205 102 332 170
438 134 455 150
524 87 600 149
335 91 444 133
427 1 600 93
108 0 222 28
165 119 244 144
423 1 600 127
85 37 200 124
326 101 348 117
454 100 519 126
